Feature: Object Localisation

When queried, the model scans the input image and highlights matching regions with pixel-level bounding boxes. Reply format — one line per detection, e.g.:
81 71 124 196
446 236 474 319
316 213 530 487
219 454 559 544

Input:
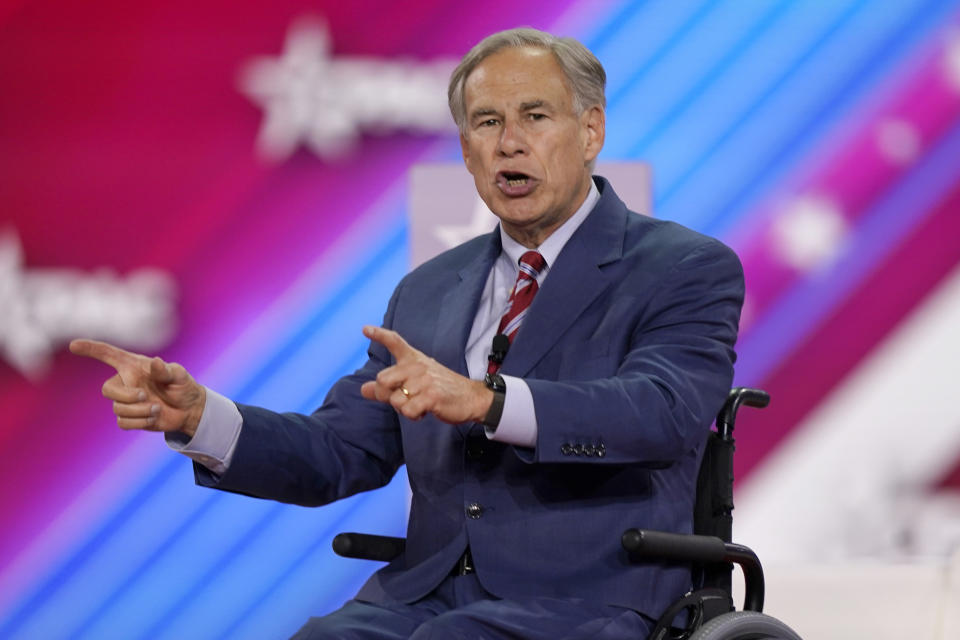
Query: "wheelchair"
333 388 803 639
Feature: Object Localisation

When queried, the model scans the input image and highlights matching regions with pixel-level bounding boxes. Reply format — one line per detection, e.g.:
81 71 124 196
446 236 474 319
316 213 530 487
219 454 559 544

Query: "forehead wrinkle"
463 47 575 119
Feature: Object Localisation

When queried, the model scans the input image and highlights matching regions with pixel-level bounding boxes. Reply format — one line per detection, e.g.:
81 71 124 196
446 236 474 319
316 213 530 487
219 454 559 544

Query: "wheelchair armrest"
621 529 765 613
716 388 769 438
332 532 405 562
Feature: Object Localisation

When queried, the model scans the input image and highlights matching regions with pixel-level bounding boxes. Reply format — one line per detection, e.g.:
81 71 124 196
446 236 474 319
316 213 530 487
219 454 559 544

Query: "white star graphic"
433 196 499 249
238 16 456 162
770 195 848 272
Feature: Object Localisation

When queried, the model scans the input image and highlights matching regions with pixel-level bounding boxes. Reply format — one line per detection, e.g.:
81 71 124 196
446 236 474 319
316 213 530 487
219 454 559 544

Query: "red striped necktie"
487 250 547 374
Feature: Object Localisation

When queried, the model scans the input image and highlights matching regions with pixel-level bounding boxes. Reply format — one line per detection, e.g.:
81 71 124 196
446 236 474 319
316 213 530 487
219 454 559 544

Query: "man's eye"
528 113 546 121
480 119 499 127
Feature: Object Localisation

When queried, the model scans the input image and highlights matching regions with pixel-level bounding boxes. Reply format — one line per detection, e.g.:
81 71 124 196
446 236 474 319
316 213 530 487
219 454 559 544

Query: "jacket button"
466 442 485 459
560 443 573 455
596 443 606 458
584 444 596 457
466 502 483 519
573 444 584 456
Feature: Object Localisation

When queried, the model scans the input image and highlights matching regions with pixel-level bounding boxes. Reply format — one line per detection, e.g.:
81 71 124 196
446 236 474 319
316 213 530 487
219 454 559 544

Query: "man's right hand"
70 339 206 438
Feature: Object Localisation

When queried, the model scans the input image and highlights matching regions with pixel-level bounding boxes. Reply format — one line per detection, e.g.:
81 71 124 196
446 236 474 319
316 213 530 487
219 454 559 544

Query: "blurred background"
2 0 960 637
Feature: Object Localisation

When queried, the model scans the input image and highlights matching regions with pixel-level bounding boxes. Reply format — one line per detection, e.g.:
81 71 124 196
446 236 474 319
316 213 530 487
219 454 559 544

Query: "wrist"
181 386 206 439
473 380 494 423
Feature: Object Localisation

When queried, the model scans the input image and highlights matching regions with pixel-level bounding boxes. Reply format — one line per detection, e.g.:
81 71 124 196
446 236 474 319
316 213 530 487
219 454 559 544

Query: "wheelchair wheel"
689 611 802 639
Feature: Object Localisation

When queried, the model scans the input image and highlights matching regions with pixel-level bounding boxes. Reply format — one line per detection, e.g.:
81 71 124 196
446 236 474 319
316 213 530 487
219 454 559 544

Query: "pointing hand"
360 326 492 425
70 339 206 438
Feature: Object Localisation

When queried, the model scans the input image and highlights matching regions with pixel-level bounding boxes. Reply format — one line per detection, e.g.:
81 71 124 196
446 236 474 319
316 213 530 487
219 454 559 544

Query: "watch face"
484 373 506 392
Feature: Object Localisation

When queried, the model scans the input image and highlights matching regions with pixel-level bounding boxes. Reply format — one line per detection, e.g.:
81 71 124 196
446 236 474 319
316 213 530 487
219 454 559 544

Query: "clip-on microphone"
487 333 510 369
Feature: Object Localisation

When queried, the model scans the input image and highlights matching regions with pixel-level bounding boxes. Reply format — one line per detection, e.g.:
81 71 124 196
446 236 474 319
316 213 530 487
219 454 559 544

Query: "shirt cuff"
164 387 242 476
485 375 537 448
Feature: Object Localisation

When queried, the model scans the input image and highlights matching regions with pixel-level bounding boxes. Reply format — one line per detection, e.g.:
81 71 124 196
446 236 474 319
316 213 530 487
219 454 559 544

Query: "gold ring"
400 386 410 398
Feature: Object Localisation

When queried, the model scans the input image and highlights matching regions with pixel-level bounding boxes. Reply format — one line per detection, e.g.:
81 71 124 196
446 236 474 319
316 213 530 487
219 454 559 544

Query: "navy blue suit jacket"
198 177 744 619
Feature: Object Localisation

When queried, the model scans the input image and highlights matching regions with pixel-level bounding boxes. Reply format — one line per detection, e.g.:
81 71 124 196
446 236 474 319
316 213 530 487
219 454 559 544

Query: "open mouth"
503 172 529 187
497 171 537 196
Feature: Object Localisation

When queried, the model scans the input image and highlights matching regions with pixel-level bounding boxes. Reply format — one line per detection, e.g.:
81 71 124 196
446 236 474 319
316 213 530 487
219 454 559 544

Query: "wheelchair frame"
333 388 803 639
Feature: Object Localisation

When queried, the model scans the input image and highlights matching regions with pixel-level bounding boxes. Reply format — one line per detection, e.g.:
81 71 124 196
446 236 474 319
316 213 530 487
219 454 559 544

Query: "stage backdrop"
2 1 960 638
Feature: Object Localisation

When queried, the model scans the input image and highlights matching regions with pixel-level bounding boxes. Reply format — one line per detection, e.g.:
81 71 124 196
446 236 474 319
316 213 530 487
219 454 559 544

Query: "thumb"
149 357 174 385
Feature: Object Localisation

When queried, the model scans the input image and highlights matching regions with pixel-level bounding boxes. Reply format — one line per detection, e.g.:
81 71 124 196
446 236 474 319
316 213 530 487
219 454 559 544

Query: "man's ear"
581 105 605 164
460 133 476 175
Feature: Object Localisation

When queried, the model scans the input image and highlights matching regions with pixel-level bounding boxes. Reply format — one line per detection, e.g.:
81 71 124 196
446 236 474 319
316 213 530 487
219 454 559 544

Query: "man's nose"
497 120 528 156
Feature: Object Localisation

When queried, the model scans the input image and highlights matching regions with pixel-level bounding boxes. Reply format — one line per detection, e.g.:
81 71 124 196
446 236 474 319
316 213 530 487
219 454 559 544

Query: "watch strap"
482 373 506 429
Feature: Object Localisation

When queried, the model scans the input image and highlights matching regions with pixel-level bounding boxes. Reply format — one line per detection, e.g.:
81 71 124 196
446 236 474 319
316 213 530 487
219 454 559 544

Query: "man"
72 28 743 639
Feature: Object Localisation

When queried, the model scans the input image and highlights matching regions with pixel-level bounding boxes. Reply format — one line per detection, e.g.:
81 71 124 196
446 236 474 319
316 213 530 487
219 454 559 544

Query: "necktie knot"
518 251 546 278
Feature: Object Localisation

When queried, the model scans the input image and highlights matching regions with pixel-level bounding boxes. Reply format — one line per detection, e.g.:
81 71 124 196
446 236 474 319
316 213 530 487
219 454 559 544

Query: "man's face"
459 47 605 247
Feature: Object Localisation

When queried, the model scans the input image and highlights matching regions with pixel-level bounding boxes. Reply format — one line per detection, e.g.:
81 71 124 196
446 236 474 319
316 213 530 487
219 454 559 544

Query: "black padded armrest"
622 528 765 612
332 532 405 562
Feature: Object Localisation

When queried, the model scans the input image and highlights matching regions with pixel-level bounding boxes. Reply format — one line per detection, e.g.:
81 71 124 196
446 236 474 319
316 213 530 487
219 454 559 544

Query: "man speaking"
72 28 744 639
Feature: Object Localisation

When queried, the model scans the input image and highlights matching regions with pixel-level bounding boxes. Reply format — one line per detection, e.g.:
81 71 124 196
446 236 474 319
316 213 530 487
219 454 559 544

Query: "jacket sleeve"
525 239 743 466
193 284 406 507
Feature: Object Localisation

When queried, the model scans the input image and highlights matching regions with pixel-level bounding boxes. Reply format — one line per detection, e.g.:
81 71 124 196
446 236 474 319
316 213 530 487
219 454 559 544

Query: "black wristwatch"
482 373 506 430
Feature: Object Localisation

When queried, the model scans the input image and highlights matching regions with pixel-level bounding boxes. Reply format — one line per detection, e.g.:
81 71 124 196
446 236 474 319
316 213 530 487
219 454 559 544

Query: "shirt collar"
498 178 601 271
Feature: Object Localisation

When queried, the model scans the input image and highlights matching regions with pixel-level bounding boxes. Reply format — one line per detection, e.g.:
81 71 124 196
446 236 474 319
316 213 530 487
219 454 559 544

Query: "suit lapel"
500 179 628 378
431 233 501 377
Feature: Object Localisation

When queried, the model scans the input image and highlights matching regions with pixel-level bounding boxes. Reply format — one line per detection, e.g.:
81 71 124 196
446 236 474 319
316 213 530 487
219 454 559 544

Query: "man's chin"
490 193 542 218
495 207 543 231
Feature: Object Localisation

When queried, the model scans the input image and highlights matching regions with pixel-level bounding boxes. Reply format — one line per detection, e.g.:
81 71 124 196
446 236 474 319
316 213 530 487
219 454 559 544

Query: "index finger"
69 339 138 370
363 326 414 361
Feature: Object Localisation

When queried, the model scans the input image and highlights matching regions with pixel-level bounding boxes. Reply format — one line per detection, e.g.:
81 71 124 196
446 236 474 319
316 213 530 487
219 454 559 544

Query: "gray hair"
448 28 606 133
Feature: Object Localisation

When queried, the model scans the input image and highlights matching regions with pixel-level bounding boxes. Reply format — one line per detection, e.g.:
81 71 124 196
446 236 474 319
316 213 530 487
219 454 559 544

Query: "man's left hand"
360 326 492 424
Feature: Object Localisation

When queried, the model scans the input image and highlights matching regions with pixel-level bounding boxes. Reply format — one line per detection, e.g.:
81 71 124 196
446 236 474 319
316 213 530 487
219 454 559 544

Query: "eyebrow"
470 108 499 120
468 100 553 122
519 100 547 112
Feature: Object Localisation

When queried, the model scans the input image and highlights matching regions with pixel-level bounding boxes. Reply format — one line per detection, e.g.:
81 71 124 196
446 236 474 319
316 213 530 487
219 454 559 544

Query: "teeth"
506 178 528 187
